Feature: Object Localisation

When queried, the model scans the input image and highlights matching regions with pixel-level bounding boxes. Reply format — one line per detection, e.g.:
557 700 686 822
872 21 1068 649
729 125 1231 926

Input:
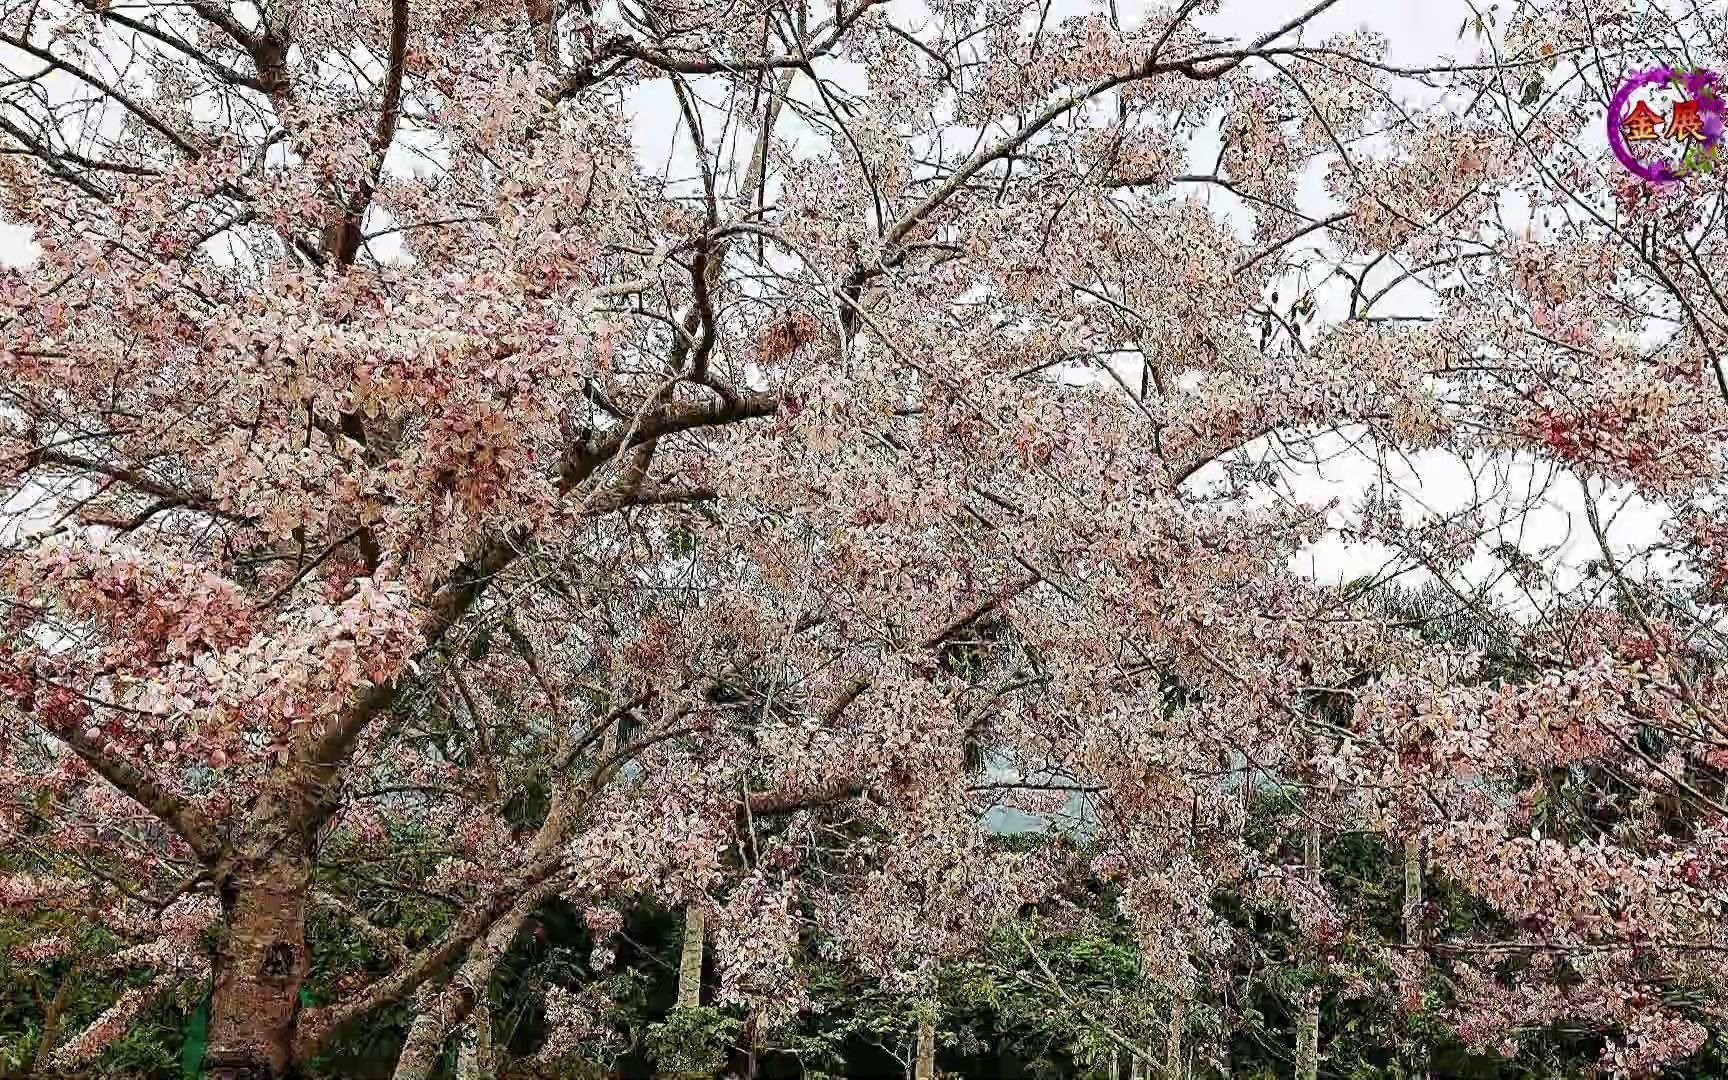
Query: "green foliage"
5 684 1723 1080
768 955 923 1076
0 896 205 1079
644 1007 742 1078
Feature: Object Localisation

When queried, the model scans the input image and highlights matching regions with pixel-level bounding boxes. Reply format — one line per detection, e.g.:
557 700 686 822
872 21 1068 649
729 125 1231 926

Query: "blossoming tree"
3 0 1728 1075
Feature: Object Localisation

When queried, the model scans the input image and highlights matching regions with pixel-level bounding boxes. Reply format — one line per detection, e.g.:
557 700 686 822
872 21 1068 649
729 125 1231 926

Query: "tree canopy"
3 0 1728 1075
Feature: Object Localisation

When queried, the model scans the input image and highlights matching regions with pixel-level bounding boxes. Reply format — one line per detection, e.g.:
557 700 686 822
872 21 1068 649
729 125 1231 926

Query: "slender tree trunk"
204 844 314 1079
21 963 76 1077
454 1005 492 1080
393 883 553 1080
1107 1047 1118 1080
1294 830 1322 1080
1403 837 1422 946
1404 836 1428 1079
387 750 587 1077
1165 798 1194 1080
1164 995 1185 1080
677 907 705 1008
914 1016 936 1080
743 1014 760 1080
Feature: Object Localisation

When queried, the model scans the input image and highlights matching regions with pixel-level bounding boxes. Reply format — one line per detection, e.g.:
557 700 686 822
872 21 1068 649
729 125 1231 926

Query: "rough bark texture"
1165 995 1185 1080
1403 836 1423 945
1294 830 1322 1080
1166 797 1192 1080
381 721 592 1079
526 0 556 62
24 965 76 1076
454 1005 492 1080
204 843 314 1079
677 907 706 1009
914 1016 936 1080
1405 837 1428 1079
391 883 555 1080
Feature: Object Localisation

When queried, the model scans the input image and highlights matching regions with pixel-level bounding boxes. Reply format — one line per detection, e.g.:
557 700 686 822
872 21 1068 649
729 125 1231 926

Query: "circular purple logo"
1607 67 1725 183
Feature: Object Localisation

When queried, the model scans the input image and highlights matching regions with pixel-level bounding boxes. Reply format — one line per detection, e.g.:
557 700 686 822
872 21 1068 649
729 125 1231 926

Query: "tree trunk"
1402 837 1422 947
1405 836 1428 1080
21 963 76 1077
743 1014 760 1080
389 764 583 1078
454 1005 492 1080
1165 995 1185 1080
677 907 705 1008
914 1016 936 1080
1294 830 1321 1080
526 0 556 63
204 849 313 1079
393 884 551 1080
1165 796 1194 1080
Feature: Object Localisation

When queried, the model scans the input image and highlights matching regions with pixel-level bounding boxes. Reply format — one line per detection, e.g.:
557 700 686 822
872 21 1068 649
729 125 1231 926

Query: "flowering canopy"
3 0 1728 1075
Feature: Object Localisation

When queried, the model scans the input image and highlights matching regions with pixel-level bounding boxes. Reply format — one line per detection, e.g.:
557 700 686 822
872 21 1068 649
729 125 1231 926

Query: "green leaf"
467 625 492 660
180 995 209 1079
1520 77 1543 107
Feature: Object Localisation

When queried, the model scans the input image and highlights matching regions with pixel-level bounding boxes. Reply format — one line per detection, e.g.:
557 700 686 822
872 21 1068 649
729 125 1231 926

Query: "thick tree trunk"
526 0 556 63
1294 830 1322 1080
914 1016 936 1080
676 907 705 1008
204 850 313 1079
454 1005 492 1080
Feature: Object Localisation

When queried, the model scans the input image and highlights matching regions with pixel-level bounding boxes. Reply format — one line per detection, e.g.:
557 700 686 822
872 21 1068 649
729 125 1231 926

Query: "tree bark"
1164 995 1185 1080
373 733 596 1077
914 1016 936 1080
1402 836 1423 946
204 845 314 1079
676 907 705 1008
1405 836 1428 1079
526 0 556 63
1294 830 1321 1080
454 1005 492 1080
392 882 554 1080
21 963 76 1077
